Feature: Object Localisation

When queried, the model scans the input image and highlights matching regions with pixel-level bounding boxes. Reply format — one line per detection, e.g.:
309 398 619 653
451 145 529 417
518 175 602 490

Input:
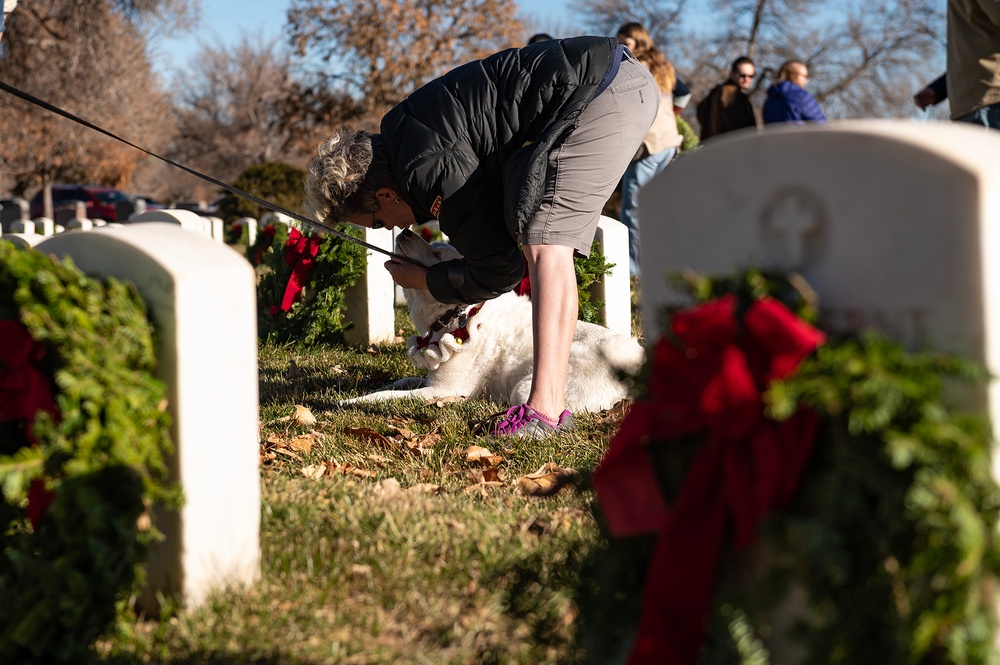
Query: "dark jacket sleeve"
928 73 948 103
393 138 525 305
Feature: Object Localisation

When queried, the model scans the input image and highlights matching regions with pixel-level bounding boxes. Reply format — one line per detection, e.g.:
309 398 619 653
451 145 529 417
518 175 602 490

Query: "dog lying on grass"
342 229 645 413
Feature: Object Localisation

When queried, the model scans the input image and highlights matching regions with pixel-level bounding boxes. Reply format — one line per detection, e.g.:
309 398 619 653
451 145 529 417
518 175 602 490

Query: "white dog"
343 229 645 413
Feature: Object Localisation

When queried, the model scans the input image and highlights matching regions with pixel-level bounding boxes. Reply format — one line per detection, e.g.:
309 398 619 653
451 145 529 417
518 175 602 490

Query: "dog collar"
416 304 482 350
429 306 463 333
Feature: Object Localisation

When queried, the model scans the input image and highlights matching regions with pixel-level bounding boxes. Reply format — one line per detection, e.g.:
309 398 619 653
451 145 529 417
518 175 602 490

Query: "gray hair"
304 128 394 224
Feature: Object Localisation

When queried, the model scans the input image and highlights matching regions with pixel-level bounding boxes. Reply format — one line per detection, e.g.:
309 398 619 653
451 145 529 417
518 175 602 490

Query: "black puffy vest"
381 36 617 305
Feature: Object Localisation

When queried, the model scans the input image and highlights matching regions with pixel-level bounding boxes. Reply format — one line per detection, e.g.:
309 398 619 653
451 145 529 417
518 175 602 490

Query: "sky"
153 0 578 76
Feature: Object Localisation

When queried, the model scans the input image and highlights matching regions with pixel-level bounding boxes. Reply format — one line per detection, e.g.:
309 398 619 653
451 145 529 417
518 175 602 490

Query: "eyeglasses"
737 72 755 79
370 211 384 230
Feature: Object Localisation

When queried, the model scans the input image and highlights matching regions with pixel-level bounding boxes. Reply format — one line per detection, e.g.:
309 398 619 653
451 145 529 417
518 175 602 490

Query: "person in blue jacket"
762 60 827 125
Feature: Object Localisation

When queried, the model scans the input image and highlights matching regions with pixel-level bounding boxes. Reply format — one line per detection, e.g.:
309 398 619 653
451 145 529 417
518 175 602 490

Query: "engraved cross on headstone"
761 188 823 269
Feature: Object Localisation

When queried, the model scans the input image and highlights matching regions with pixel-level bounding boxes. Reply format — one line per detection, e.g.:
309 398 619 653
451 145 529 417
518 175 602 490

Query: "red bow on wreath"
278 228 321 313
0 320 59 528
592 295 825 665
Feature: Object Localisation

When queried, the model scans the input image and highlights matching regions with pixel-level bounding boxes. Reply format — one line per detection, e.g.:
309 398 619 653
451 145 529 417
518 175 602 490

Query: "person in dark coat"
305 36 657 438
762 59 827 125
695 56 758 140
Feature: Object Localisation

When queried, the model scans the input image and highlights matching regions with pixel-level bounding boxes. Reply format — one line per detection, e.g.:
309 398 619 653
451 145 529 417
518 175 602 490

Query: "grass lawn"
99 307 641 664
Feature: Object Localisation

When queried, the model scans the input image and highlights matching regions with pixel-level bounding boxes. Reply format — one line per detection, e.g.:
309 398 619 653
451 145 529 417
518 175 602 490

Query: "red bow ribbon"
593 295 825 665
0 321 59 527
279 228 321 312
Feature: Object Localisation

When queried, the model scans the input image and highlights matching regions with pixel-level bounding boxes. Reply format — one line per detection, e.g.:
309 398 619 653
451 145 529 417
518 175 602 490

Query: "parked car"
29 184 134 222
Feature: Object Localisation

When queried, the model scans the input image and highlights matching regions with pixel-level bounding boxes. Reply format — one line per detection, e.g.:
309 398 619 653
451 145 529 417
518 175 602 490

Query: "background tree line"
0 0 946 211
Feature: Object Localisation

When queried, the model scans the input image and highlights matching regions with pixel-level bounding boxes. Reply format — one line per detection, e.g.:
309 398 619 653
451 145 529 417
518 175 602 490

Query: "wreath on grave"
583 269 1000 665
255 223 368 345
0 243 179 664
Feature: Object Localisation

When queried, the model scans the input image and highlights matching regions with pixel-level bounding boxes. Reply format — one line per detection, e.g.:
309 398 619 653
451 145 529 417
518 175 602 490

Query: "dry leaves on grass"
460 445 507 494
260 432 321 464
596 400 631 425
301 459 377 480
342 420 442 457
462 445 505 468
517 463 580 497
433 395 465 408
270 404 318 427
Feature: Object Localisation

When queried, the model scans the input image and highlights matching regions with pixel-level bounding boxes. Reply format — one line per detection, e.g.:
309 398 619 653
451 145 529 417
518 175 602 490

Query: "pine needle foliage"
0 243 178 664
575 241 612 325
582 269 1000 665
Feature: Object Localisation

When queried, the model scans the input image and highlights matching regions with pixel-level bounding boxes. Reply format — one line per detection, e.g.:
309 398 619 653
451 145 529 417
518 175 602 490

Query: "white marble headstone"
592 216 633 337
344 227 396 346
33 217 55 236
36 223 261 611
638 118 1000 457
236 217 258 246
64 218 94 232
131 209 214 239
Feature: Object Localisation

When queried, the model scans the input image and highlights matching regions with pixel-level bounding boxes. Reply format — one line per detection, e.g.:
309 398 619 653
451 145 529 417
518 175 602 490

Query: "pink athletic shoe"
490 404 574 439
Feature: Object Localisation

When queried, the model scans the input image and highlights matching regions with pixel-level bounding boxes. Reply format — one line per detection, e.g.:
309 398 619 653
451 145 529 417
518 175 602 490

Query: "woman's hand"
385 258 429 290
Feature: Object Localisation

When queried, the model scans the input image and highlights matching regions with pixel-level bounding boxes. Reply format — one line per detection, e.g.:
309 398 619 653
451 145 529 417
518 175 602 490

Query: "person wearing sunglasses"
304 36 657 439
696 56 759 141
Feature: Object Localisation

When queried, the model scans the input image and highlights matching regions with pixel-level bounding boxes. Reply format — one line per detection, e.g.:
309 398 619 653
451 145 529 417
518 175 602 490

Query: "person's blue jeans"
957 102 1000 130
619 147 677 276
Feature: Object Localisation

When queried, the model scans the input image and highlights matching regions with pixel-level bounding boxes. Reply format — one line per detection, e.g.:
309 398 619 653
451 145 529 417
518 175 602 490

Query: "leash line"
0 79 425 267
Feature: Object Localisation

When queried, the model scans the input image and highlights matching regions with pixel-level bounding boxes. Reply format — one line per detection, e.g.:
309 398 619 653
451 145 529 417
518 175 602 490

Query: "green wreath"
0 242 179 664
581 269 1000 665
254 223 368 345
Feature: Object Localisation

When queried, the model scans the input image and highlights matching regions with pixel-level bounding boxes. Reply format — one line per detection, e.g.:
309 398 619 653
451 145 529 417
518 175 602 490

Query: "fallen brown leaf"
462 445 504 468
462 445 494 460
433 395 465 408
289 434 315 454
343 427 394 448
598 400 632 425
292 404 317 427
276 448 303 461
301 464 326 480
339 462 376 479
517 463 580 497
286 360 301 380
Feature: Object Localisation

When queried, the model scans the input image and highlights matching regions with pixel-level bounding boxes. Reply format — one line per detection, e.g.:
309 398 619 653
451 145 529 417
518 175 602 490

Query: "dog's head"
394 228 464 333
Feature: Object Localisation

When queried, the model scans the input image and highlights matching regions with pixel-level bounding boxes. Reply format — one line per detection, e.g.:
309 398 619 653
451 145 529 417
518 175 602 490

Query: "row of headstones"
0 197 162 231
2 195 636 342
4 120 997 628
